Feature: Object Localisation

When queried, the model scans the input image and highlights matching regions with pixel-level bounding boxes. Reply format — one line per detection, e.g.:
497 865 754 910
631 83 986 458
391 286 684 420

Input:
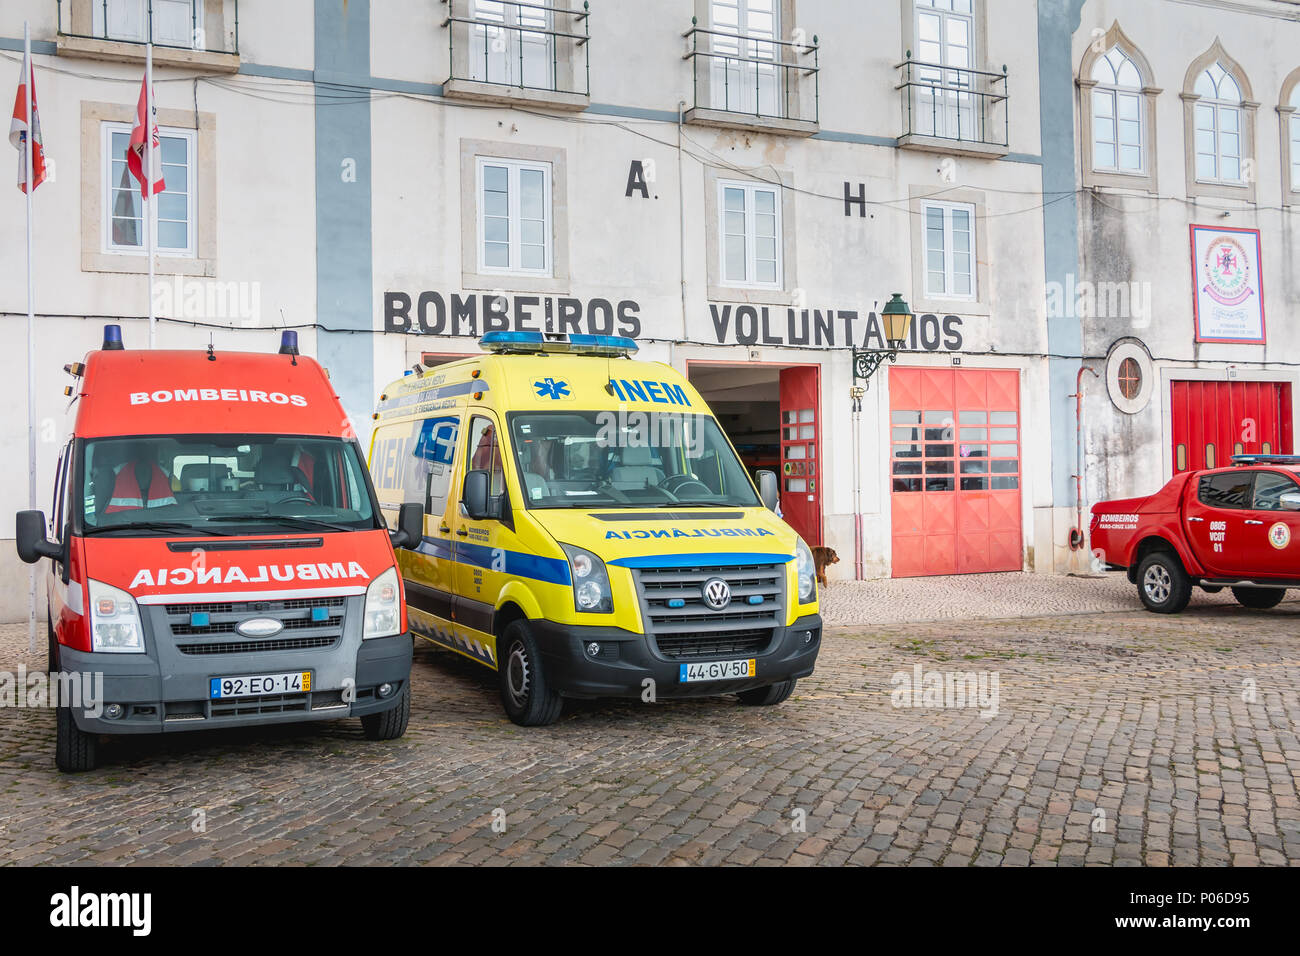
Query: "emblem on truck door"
237 618 284 638
701 577 732 611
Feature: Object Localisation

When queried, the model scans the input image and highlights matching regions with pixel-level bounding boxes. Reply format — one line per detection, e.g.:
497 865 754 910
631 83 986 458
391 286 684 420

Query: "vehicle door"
1243 469 1300 579
1183 470 1255 577
404 414 463 632
451 412 514 666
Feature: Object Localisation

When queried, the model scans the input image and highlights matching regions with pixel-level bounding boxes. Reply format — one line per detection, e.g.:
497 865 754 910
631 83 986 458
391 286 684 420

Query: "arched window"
1194 62 1244 182
1091 47 1144 172
1078 23 1158 191
1290 84 1300 192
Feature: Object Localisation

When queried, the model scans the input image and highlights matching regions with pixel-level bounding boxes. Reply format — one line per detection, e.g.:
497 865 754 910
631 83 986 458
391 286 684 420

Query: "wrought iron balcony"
897 53 1008 156
442 0 590 109
682 18 819 135
56 0 239 59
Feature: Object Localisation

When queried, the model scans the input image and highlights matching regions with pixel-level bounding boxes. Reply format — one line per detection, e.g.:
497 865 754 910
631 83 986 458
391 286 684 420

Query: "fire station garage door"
1170 380 1293 474
890 368 1022 577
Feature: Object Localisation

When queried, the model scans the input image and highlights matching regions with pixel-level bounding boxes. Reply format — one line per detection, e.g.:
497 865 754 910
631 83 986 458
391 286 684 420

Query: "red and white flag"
9 47 47 193
126 73 164 198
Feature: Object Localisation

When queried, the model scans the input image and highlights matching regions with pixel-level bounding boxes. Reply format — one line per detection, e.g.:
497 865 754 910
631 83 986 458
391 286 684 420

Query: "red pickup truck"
1090 455 1300 613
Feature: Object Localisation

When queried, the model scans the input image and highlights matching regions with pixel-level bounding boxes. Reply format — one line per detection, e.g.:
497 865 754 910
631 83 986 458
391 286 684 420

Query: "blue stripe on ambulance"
416 536 571 586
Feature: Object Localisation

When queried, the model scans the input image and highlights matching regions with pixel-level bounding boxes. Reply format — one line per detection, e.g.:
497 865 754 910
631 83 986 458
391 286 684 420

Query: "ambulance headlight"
364 567 402 639
795 538 817 604
561 544 612 614
88 579 145 653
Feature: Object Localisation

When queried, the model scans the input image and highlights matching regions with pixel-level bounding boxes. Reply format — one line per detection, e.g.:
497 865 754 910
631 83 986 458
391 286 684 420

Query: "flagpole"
23 21 37 656
146 41 155 348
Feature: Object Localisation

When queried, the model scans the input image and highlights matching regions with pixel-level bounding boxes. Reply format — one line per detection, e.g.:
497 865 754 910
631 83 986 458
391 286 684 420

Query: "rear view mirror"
15 510 60 564
757 470 780 512
463 470 490 521
1280 492 1300 513
391 502 424 550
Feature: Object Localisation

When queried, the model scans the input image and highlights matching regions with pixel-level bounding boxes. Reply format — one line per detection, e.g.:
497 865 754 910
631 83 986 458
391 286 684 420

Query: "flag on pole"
9 47 47 193
127 73 164 197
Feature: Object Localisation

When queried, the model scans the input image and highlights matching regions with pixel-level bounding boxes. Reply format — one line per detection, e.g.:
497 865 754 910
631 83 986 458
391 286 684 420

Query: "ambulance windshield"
506 411 761 509
78 435 381 534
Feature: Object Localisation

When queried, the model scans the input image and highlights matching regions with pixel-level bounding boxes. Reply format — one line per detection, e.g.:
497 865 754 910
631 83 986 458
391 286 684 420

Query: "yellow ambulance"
368 332 821 725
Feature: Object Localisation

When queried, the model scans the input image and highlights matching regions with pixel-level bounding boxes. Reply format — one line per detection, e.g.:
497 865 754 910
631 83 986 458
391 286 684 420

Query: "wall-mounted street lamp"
852 293 914 389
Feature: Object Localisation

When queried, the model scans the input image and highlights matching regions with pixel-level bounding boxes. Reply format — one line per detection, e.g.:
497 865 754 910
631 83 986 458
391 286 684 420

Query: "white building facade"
0 0 1295 620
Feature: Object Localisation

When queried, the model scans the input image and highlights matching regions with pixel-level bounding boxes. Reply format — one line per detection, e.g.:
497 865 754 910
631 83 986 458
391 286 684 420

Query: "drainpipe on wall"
1070 365 1100 553
851 385 865 579
677 100 688 342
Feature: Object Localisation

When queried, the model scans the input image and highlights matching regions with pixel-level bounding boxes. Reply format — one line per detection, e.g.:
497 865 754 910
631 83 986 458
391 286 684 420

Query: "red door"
779 367 821 546
1171 381 1293 474
1183 469 1254 577
1240 470 1300 579
890 368 1022 576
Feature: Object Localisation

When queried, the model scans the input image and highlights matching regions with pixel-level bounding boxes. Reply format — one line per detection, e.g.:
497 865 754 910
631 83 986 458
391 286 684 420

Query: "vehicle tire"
1136 552 1193 614
360 682 410 740
737 679 796 706
1231 587 1286 610
497 619 563 727
55 702 99 773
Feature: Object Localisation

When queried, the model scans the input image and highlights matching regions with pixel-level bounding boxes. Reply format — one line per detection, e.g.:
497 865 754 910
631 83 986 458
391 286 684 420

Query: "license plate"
679 659 756 683
209 671 311 699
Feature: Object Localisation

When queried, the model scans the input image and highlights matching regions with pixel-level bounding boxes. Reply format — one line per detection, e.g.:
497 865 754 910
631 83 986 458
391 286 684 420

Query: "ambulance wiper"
84 521 234 537
254 515 360 534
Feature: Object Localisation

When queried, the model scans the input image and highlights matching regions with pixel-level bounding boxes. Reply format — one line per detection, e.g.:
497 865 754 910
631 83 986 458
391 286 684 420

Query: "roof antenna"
207 332 216 362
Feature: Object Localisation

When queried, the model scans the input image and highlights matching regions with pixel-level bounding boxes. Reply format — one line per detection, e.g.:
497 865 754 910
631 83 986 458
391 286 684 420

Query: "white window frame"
717 179 783 290
475 156 554 277
913 0 978 142
1290 95 1300 192
920 199 976 301
93 0 198 49
1194 65 1245 185
1090 48 1145 175
101 121 196 258
468 0 556 91
709 0 782 117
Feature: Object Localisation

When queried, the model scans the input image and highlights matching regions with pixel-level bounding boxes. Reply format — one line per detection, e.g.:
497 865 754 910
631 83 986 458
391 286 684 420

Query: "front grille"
177 635 337 656
210 692 309 718
635 564 784 660
158 598 347 655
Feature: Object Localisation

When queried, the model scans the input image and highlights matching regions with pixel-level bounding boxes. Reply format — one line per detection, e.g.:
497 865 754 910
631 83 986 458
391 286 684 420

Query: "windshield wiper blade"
259 515 362 534
85 522 234 537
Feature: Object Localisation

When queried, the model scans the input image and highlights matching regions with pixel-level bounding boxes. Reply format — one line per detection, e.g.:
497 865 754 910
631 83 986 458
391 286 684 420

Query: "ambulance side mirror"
757 470 780 512
463 470 491 521
15 510 61 564
391 502 424 550
1280 492 1300 512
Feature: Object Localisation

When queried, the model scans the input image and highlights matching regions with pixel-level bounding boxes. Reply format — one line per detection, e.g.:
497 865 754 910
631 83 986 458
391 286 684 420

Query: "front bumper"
57 632 413 735
533 613 822 700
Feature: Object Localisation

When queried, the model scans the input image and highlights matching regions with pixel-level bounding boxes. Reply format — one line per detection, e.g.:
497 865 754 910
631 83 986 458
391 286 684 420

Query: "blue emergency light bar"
279 330 299 355
102 324 124 351
1231 454 1300 466
478 331 638 357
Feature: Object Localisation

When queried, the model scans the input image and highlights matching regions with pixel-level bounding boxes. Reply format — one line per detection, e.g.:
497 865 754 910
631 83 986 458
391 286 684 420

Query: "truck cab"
17 326 423 771
1090 454 1300 613
369 331 822 725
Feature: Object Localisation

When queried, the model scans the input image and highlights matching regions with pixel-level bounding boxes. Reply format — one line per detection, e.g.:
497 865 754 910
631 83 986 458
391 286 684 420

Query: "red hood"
79 529 393 602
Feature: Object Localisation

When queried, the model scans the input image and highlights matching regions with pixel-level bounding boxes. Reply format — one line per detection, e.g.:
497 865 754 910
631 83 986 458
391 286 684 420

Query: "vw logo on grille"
236 617 283 638
701 577 732 611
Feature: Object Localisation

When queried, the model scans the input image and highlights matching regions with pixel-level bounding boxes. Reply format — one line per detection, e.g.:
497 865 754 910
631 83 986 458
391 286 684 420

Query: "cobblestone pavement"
0 573 1297 866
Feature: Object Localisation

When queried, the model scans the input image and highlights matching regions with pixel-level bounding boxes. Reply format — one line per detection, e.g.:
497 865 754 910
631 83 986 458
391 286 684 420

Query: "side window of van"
417 416 461 516
466 416 505 499
52 441 71 532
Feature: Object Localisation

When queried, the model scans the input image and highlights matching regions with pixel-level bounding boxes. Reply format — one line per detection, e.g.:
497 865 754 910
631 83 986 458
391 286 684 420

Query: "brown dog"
812 546 839 588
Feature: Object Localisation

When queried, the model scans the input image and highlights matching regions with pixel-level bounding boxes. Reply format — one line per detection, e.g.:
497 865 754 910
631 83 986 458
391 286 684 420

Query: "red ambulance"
16 325 423 771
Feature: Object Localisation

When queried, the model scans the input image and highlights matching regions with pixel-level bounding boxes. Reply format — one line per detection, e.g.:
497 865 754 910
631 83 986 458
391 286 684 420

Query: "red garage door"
1170 380 1292 474
890 368 1022 577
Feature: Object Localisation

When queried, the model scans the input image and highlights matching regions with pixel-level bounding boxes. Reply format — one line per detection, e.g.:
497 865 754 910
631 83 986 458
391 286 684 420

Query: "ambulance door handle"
456 528 469 536
439 525 451 534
